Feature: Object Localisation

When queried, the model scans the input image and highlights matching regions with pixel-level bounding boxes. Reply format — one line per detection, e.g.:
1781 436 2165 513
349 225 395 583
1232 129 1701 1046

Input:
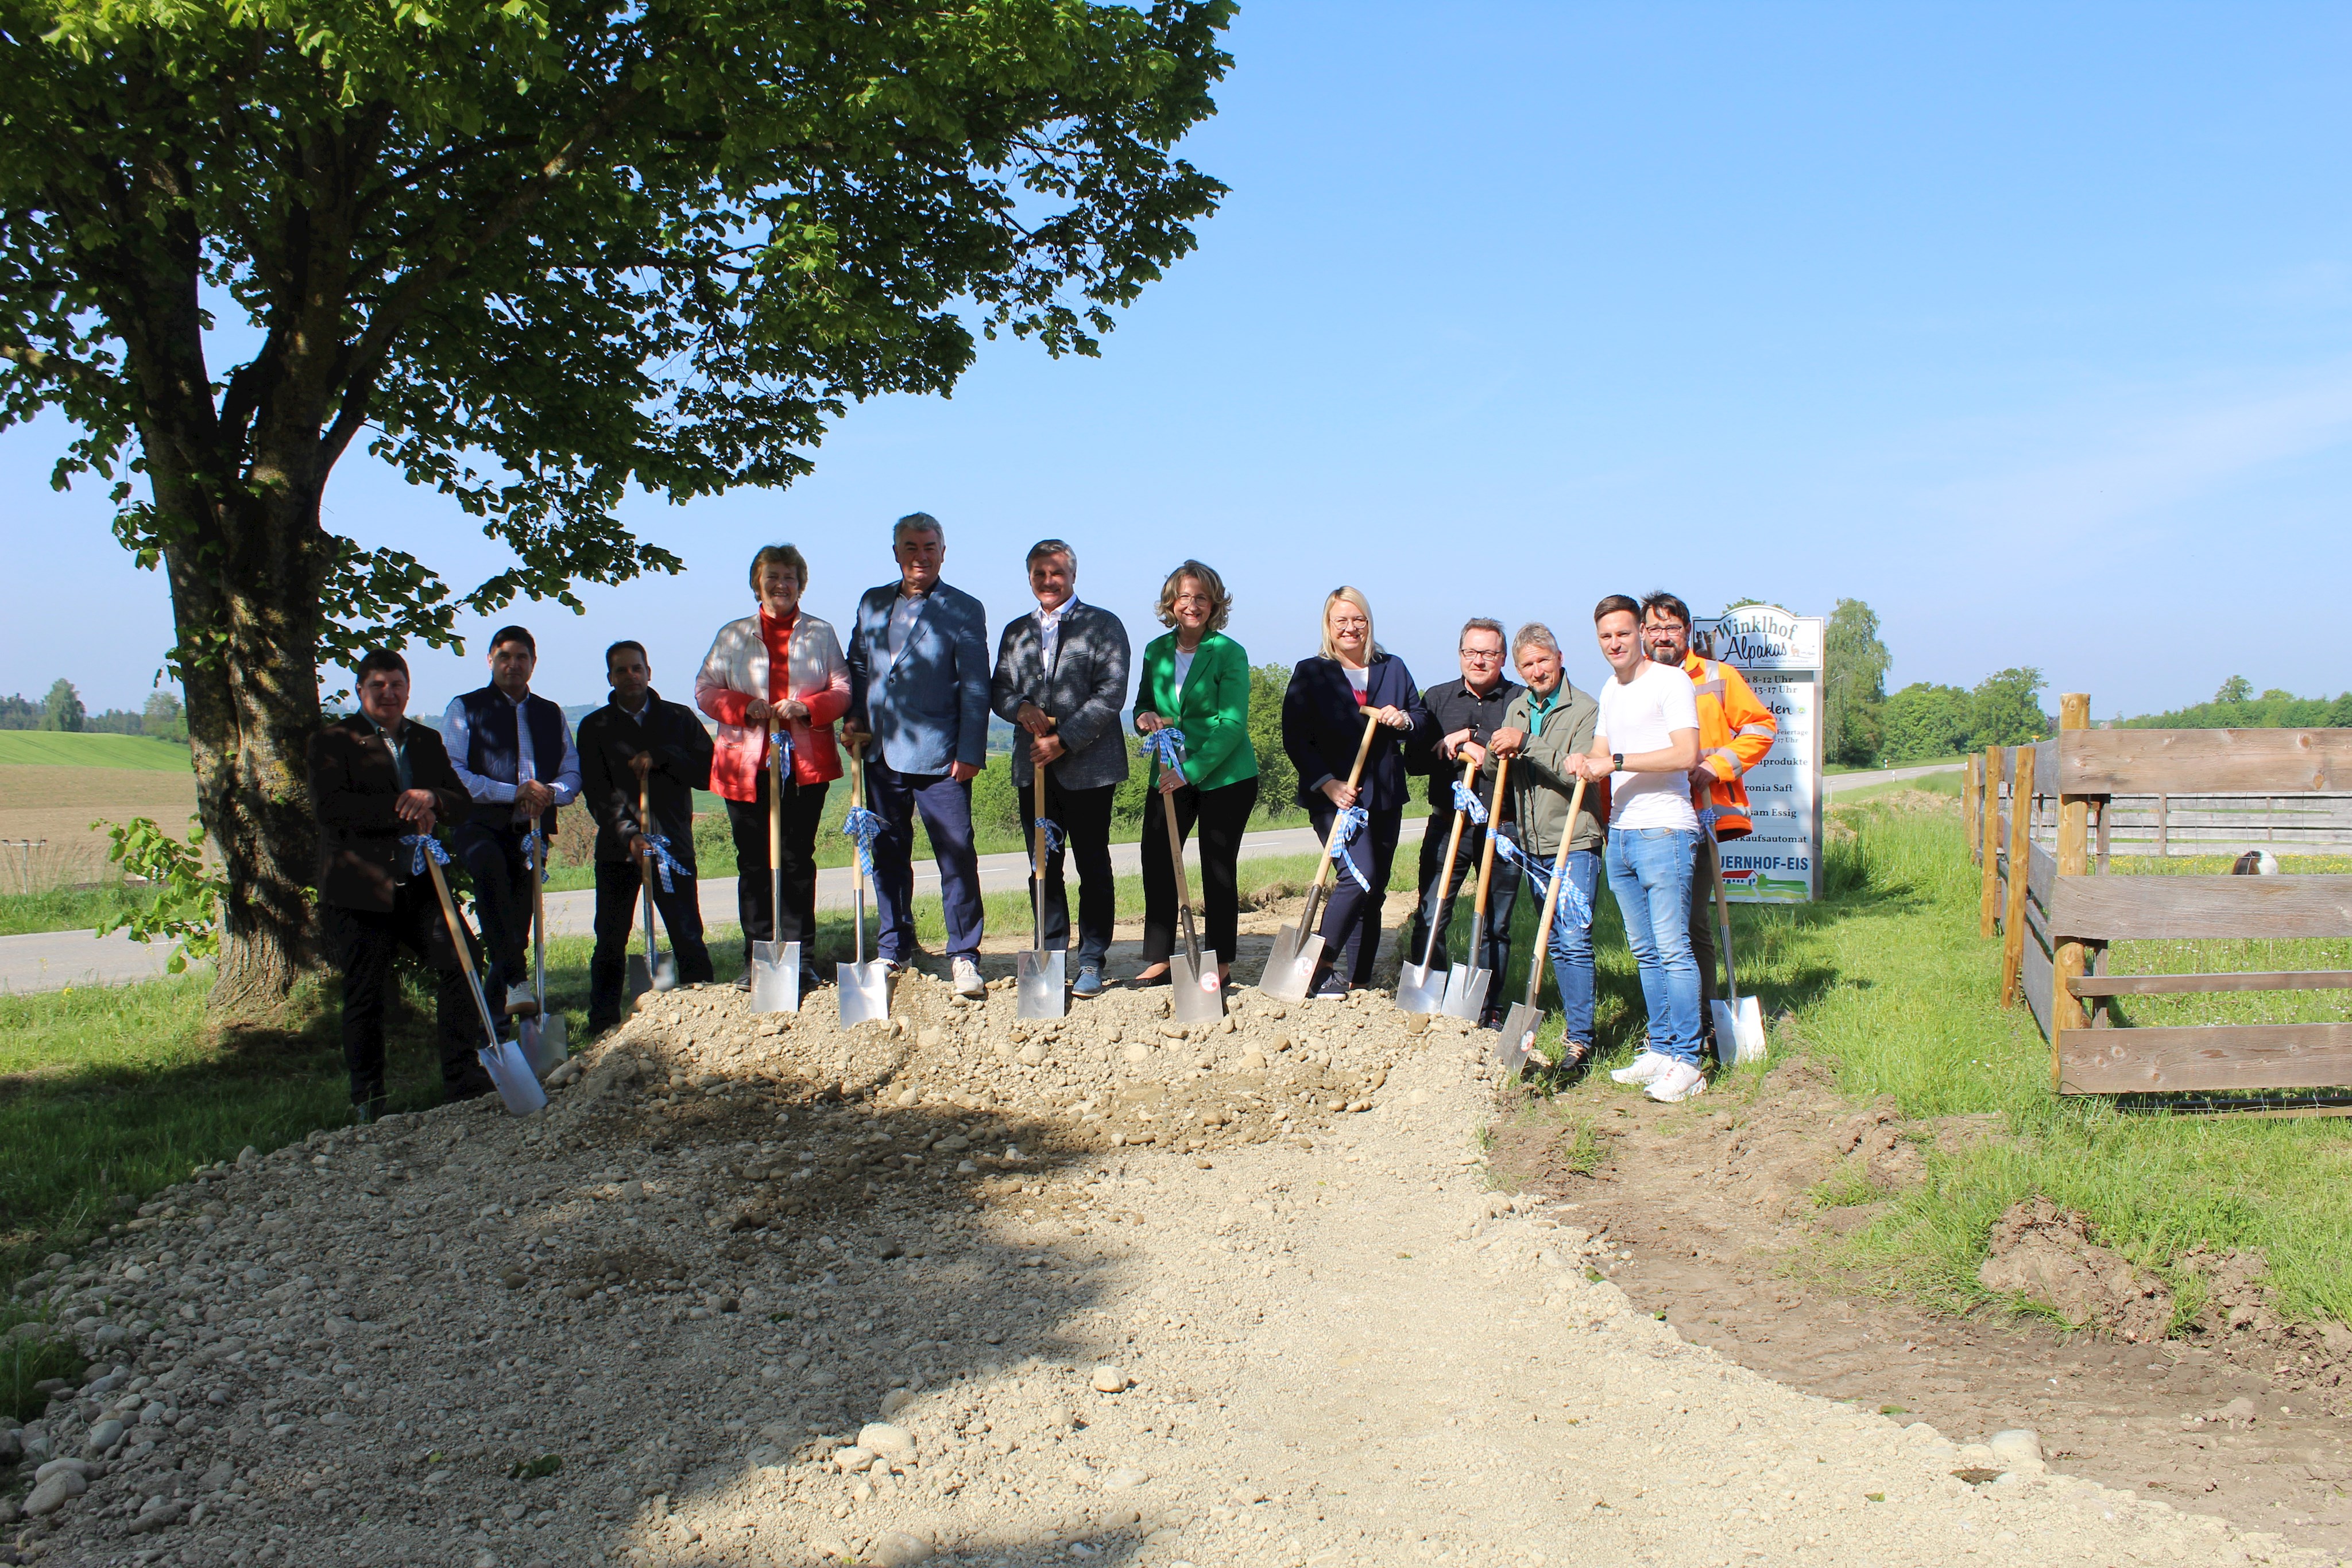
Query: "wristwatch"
1611 752 1625 773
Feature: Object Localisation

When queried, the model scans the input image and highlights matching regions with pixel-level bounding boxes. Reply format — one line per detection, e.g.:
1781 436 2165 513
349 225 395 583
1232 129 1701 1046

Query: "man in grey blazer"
846 512 993 997
992 538 1131 998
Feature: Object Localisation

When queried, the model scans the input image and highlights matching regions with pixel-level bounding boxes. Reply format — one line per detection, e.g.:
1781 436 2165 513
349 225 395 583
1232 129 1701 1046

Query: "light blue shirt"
442 690 582 820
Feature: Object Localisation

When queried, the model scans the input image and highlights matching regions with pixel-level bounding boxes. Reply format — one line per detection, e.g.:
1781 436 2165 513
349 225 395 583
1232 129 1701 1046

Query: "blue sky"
6 2 2349 719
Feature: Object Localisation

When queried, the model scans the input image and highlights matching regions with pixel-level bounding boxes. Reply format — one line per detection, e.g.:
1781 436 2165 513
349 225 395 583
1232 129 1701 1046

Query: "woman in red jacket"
695 544 850 990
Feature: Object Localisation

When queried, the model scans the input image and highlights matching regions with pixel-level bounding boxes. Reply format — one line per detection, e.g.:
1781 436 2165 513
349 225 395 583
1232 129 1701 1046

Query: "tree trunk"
154 457 331 1021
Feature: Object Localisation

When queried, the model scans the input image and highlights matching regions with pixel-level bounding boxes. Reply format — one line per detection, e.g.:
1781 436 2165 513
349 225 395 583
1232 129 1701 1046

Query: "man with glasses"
1640 592 1777 1060
1404 617 1523 1022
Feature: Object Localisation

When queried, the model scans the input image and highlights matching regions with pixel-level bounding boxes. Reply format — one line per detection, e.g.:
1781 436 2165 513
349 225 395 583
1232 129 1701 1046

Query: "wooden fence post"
2001 745 2037 1007
1980 744 2003 939
1964 754 1982 860
2051 694 2091 1090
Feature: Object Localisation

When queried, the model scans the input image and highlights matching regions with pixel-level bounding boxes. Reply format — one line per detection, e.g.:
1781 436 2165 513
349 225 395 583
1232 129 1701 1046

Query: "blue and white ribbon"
1326 805 1371 892
1492 831 1596 937
523 829 550 884
1142 727 1188 773
1449 780 1489 825
771 730 795 776
401 832 451 877
842 807 883 880
1034 817 1065 857
642 832 690 893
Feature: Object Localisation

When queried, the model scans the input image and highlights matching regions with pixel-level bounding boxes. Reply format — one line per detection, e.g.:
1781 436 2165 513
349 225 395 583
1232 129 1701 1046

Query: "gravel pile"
3 973 2334 1567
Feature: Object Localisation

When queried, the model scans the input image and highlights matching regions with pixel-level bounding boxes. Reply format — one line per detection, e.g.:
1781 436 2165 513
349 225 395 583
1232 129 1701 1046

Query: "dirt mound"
1976 1197 2173 1342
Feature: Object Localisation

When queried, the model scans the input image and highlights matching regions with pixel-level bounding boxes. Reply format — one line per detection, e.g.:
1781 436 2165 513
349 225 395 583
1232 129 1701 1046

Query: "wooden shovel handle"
842 735 871 896
1414 756 1480 969
1031 766 1052 882
1305 710 1388 896
421 851 501 1049
1520 777 1588 1009
1470 756 1512 925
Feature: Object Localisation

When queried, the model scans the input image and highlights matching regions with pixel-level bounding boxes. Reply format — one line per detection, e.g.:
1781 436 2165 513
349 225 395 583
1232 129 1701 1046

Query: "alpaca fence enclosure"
1967 697 2352 1099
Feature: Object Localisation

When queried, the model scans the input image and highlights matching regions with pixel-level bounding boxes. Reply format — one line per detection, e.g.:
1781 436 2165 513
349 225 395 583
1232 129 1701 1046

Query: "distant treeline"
2118 677 2352 731
0 680 187 740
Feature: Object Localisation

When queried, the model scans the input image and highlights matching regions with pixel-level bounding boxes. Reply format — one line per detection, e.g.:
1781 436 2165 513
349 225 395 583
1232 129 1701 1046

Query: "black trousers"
1306 799 1403 989
724 772 830 967
321 888 493 1107
1016 777 1118 969
1139 775 1260 970
588 858 715 1029
1690 835 1722 1038
1405 806 1522 982
449 819 532 1005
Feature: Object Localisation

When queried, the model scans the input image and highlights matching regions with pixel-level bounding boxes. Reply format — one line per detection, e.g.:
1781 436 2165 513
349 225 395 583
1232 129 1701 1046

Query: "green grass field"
0 731 192 769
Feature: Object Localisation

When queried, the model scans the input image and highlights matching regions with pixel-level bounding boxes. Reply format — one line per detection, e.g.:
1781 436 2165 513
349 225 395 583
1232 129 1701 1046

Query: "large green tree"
1821 598 1889 767
1 0 1232 1013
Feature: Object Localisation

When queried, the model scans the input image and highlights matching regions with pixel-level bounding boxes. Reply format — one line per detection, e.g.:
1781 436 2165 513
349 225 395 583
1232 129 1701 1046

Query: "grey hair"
893 511 944 547
1459 617 1506 648
1512 621 1561 658
1026 537 1076 574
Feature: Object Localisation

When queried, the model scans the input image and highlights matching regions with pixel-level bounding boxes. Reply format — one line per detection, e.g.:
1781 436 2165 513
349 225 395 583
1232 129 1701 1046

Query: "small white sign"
1693 605 1825 904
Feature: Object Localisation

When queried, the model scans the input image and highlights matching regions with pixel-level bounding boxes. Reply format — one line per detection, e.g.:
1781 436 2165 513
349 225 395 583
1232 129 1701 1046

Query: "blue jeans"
1542 849 1603 1046
1606 826 1703 1065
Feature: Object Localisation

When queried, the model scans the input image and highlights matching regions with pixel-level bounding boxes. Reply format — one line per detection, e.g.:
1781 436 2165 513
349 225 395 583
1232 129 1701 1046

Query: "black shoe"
732 974 752 993
352 1097 385 1125
1131 968 1172 989
799 971 830 994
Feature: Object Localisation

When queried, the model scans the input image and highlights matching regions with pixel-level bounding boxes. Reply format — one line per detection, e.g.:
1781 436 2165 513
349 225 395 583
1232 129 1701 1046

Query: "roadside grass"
0 884 160 938
1726 802 2352 1329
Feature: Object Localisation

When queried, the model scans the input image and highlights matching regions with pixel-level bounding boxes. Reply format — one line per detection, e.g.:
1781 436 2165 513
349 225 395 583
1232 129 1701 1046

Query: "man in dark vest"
308 647 492 1119
443 624 582 1023
577 639 717 1032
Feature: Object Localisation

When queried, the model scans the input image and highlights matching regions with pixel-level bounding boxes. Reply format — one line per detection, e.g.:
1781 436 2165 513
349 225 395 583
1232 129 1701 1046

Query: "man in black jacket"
307 648 493 1119
1404 618 1525 1008
577 640 717 1031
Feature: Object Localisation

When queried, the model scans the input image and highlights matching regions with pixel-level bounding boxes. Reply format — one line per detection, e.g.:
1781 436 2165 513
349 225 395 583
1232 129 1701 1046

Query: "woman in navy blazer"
1281 586 1428 997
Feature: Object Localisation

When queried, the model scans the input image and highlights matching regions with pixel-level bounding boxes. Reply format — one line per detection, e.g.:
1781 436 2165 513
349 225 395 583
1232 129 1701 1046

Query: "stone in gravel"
33 1458 93 1484
1102 1466 1148 1491
878 1389 914 1418
834 1445 875 1472
24 1468 86 1516
1987 1429 2045 1471
870 1531 934 1567
1092 1365 1128 1393
82 1416 125 1453
1122 1043 1152 1065
1018 1044 1047 1066
858 1422 914 1458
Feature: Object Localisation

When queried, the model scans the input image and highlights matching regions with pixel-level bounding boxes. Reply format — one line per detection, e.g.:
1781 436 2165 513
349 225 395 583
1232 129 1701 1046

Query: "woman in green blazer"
1132 559 1260 989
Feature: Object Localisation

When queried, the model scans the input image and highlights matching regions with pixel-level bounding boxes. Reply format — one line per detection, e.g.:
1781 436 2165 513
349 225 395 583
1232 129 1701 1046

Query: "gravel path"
5 972 2327 1567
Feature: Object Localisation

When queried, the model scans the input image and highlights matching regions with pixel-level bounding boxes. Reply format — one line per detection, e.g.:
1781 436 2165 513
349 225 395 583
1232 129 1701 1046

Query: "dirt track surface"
6 973 2338 1567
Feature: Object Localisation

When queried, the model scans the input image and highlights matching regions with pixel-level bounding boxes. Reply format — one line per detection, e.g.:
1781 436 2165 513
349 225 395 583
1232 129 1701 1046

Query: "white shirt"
1595 660 1701 831
443 690 583 819
1036 595 1078 673
888 585 929 663
1172 647 1196 695
1343 664 1369 697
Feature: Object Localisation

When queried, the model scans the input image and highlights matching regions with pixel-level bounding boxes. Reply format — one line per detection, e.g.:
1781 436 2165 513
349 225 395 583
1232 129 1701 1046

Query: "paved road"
2 761 1962 996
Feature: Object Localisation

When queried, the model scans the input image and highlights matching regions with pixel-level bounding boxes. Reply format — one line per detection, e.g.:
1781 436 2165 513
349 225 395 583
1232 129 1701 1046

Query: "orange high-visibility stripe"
1679 653 1776 841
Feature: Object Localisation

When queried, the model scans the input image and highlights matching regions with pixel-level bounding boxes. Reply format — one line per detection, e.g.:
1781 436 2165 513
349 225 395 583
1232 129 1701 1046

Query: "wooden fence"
1968 700 2352 1098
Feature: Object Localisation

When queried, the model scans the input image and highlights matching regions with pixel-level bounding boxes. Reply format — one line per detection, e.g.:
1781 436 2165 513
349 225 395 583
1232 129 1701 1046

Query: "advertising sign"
1692 605 1825 903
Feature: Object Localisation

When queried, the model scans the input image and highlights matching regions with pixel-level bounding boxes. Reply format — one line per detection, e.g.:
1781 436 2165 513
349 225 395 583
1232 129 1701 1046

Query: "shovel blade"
1017 950 1067 1019
625 955 652 1002
1712 996 1767 1067
516 1016 568 1078
749 940 802 1015
1170 951 1225 1024
838 961 892 1027
1438 965 1492 1022
1259 924 1321 1000
1497 1002 1542 1072
476 1037 548 1117
1394 961 1445 1015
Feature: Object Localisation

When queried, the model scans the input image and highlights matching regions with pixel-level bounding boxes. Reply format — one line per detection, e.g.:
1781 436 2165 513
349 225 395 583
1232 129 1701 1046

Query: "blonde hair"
1319 586 1380 663
1155 560 1232 634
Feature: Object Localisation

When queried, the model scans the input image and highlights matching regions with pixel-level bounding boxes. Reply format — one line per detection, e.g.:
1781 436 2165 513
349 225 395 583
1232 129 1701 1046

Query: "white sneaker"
951 957 986 998
1646 1061 1707 1102
1610 1049 1673 1086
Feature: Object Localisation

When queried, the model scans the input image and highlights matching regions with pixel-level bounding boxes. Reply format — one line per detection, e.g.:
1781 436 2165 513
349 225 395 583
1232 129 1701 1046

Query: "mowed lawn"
0 732 198 934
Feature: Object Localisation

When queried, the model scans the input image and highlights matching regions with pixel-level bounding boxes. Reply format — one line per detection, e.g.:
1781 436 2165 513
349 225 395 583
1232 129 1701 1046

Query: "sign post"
1691 605 1824 904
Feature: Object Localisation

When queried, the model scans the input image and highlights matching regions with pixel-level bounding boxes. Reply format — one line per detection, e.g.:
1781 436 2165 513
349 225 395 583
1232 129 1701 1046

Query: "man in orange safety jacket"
1640 592 1777 1057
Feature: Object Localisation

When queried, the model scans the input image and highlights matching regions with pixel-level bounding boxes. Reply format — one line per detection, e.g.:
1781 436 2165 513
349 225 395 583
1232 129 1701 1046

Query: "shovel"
1155 738 1225 1025
1396 756 1480 1015
1440 754 1510 1021
748 729 800 1013
415 835 545 1117
1498 777 1588 1073
1707 824 1767 1068
836 737 892 1025
1017 761 1067 1019
516 833 567 1077
1260 711 1384 1000
626 775 680 999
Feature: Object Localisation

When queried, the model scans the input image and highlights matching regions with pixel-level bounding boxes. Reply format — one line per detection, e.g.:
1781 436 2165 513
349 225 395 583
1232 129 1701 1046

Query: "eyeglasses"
1459 648 1503 661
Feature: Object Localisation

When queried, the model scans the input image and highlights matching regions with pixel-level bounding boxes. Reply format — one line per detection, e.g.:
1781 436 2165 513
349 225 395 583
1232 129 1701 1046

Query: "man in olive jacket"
1486 622 1608 1069
307 648 491 1118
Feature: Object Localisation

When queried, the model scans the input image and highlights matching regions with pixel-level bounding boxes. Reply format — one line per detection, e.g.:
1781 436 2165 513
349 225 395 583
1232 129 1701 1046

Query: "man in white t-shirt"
1567 594 1708 1102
